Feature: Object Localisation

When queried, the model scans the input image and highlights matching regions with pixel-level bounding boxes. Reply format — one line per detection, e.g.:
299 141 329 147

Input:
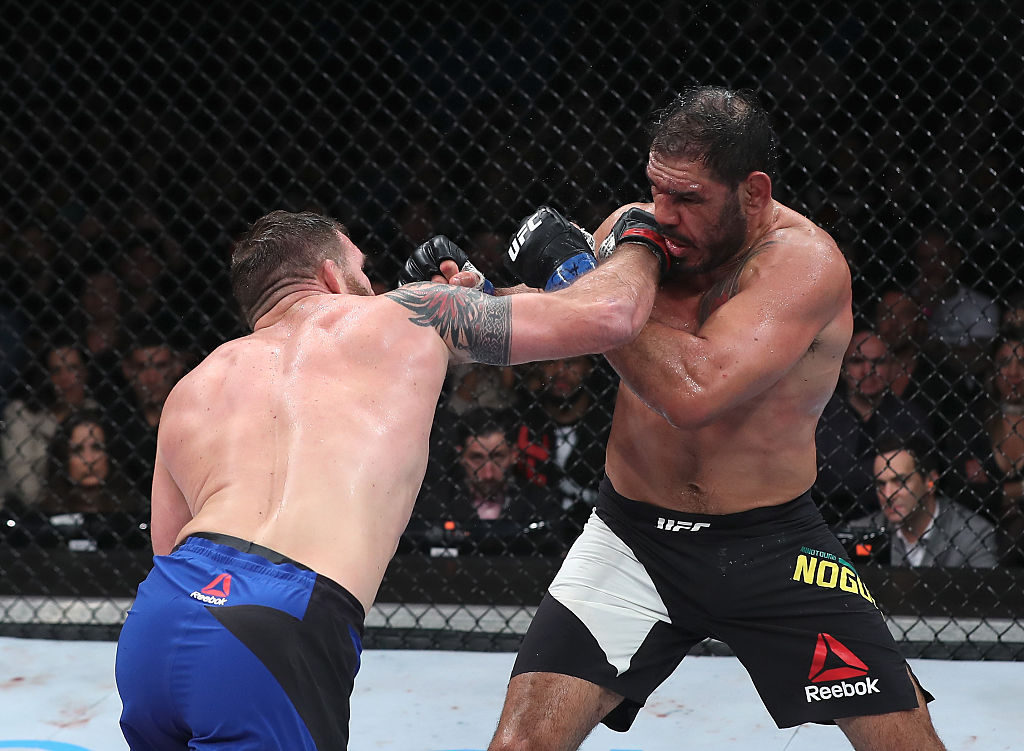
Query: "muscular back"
599 202 853 513
152 248 659 612
157 295 449 612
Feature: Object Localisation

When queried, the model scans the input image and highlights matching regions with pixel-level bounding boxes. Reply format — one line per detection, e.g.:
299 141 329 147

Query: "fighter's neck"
253 287 331 331
742 200 783 254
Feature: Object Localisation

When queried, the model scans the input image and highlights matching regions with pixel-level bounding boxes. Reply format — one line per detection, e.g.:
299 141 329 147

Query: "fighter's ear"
741 172 772 214
320 259 344 294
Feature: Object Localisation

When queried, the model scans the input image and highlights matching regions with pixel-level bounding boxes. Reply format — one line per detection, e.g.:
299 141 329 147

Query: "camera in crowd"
833 525 890 563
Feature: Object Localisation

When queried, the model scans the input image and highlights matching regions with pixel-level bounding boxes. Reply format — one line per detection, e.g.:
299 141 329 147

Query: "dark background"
1 1 1022 654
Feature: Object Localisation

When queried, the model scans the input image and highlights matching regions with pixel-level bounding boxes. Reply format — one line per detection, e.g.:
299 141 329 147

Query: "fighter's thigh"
488 671 624 751
835 669 946 751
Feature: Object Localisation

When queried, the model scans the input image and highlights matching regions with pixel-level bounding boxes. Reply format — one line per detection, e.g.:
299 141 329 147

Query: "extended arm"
385 244 658 366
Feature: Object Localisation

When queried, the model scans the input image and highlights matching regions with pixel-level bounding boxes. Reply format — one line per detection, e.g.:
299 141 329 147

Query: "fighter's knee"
488 723 553 751
487 725 532 751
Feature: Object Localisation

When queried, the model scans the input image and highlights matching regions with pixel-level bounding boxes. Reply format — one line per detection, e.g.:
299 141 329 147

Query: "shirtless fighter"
417 86 946 751
113 208 662 750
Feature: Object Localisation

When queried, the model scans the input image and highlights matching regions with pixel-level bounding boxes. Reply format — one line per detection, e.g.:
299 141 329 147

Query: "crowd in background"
2 0 1023 566
1 192 1022 569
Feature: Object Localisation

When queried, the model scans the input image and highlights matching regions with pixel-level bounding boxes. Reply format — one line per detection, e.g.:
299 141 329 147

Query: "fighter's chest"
650 294 701 333
652 265 747 332
650 282 732 333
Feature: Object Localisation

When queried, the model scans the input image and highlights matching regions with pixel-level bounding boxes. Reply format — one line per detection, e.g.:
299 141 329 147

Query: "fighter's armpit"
385 282 512 365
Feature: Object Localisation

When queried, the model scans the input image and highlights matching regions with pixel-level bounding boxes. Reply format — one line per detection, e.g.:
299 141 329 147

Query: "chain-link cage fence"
1 1 1022 657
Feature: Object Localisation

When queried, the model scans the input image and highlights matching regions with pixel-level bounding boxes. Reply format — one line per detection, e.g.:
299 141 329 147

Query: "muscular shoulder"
742 213 850 301
160 341 235 416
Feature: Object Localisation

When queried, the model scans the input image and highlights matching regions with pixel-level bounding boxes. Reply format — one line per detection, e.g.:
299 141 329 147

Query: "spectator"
945 334 1024 564
107 327 189 500
36 410 146 550
412 408 559 555
1 337 99 508
79 267 125 356
844 434 997 568
999 290 1024 334
910 227 1000 377
443 362 518 416
815 330 932 523
514 355 613 536
873 287 975 440
2 222 60 323
0 288 30 413
118 227 188 322
73 259 129 394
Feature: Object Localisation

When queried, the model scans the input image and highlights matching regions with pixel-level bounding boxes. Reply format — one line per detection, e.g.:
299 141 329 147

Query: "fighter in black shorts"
476 87 945 750
513 477 931 731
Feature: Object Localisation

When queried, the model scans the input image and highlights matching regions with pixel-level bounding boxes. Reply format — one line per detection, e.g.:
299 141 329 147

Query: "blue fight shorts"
115 532 364 750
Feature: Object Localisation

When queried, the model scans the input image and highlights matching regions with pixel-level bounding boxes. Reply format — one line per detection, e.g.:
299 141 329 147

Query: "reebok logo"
805 677 879 702
809 633 869 682
804 633 879 702
656 518 710 532
507 213 544 262
190 573 232 606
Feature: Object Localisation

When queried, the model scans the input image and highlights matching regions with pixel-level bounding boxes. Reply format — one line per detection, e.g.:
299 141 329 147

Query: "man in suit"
848 434 997 567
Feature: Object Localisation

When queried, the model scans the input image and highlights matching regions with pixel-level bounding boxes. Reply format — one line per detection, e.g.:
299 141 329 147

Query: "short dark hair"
647 86 778 186
456 408 515 447
875 433 937 476
230 210 349 328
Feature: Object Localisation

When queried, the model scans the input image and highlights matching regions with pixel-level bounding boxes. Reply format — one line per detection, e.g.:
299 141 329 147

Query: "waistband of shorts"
177 531 314 570
597 475 817 531
173 532 366 620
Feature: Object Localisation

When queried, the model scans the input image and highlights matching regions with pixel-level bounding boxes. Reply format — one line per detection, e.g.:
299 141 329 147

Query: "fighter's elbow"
596 298 647 350
659 386 725 430
666 407 717 431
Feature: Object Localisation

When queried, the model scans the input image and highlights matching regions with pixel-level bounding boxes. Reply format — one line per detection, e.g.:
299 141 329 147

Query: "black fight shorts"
512 477 931 731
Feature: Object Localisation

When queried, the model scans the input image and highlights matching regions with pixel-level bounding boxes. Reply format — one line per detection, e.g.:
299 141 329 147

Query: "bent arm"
150 447 192 556
606 240 850 428
384 245 658 366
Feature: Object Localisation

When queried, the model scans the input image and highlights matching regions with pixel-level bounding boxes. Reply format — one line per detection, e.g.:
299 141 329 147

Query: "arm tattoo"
385 283 512 365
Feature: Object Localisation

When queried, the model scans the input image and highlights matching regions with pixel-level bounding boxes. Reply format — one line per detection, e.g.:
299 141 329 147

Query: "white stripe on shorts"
548 510 670 676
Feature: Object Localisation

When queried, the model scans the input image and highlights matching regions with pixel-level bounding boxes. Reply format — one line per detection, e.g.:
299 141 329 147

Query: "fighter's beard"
663 195 748 277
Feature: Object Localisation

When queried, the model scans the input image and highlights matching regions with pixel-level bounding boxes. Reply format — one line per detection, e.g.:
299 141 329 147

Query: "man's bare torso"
603 202 853 514
158 296 449 613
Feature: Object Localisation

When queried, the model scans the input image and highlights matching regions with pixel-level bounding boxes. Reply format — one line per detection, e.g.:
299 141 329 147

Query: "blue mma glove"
504 206 597 291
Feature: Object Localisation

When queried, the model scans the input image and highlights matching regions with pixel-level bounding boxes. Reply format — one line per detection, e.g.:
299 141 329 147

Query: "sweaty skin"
150 235 658 615
594 160 853 515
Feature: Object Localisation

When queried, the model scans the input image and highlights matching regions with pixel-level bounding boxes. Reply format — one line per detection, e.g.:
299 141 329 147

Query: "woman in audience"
2 336 98 508
37 410 145 550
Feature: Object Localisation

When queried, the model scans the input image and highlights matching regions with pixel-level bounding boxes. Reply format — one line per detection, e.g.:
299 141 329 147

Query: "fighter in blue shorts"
116 533 363 749
115 198 664 747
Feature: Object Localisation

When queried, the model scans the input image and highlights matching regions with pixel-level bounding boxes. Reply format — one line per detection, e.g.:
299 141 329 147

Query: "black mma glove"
398 235 495 294
599 208 671 277
503 206 597 291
